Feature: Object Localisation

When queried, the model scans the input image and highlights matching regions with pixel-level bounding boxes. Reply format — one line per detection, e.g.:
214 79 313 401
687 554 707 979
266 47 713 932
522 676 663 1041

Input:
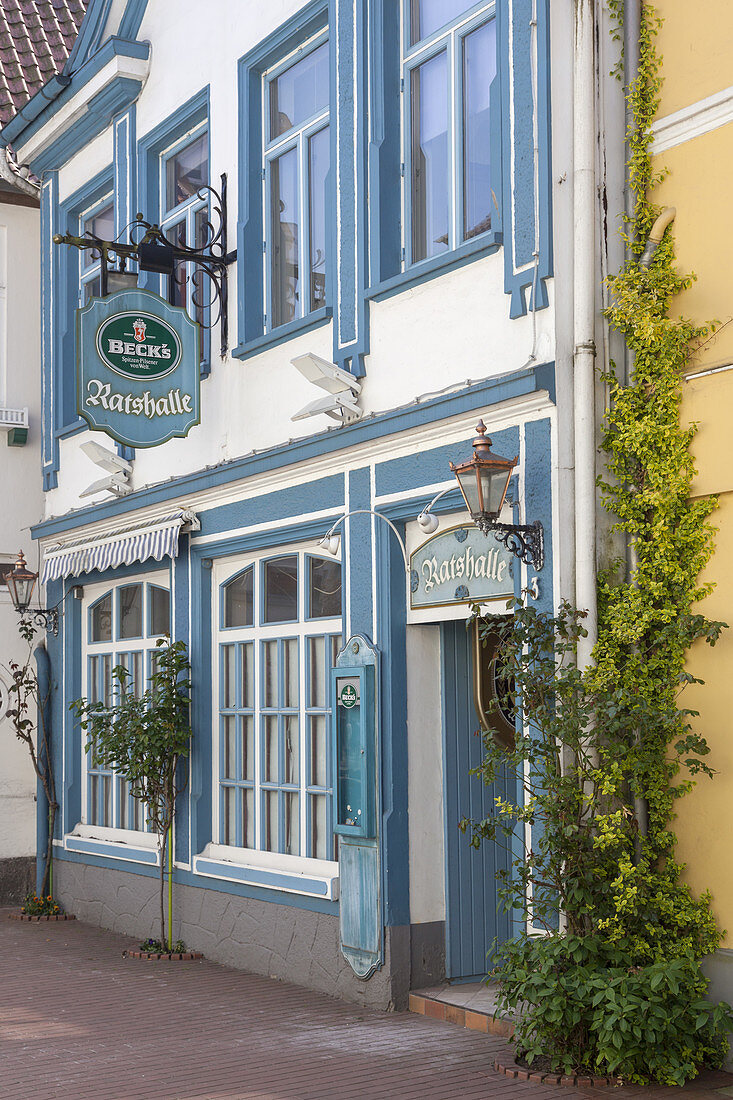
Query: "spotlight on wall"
291 353 362 424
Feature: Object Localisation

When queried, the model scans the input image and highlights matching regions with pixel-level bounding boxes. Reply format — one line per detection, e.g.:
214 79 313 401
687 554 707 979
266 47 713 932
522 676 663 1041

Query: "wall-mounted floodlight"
291 353 362 425
80 440 132 499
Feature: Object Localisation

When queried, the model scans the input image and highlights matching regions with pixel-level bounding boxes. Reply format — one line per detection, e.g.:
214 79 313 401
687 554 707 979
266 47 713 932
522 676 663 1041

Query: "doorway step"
408 981 514 1037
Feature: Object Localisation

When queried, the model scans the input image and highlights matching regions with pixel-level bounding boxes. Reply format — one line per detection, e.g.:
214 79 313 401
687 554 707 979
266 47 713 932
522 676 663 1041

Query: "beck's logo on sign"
77 289 200 449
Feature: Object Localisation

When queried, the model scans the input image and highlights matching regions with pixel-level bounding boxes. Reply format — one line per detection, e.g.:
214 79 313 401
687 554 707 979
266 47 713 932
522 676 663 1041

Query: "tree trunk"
159 829 167 949
40 801 57 897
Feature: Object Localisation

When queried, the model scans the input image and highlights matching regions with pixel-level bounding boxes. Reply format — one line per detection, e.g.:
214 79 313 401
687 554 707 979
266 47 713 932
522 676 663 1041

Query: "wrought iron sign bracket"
54 174 231 359
19 607 59 636
474 517 544 571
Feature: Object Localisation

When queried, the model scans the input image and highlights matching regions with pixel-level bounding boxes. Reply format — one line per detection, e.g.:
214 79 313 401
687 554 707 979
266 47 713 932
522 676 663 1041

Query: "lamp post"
7 551 59 635
449 421 544 570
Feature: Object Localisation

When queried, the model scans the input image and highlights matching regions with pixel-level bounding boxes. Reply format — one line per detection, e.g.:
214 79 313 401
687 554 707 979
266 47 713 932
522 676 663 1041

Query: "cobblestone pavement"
1 909 731 1100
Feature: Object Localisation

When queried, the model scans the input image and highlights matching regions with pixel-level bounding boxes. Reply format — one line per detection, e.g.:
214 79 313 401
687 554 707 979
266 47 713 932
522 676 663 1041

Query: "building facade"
4 0 625 1007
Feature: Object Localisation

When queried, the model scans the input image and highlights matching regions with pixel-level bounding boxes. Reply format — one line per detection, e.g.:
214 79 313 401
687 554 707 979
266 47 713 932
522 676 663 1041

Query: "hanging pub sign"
409 525 515 610
77 289 200 448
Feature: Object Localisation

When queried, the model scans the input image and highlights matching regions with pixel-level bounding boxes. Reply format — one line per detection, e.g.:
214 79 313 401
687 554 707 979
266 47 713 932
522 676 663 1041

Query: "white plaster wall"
406 624 445 924
0 201 43 859
42 0 561 520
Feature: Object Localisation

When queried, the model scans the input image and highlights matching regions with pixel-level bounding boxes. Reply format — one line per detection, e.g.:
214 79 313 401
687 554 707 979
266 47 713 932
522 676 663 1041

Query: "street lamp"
449 421 544 570
7 551 59 635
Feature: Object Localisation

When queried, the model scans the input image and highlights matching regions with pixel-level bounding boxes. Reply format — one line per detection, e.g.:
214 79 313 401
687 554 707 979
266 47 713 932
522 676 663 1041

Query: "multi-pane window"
84 580 171 831
79 197 114 301
264 36 329 329
216 550 342 862
161 128 209 358
403 1 496 264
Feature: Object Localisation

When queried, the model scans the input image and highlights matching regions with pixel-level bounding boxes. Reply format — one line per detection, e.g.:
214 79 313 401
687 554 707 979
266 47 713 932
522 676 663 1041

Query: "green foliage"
70 638 192 950
496 935 733 1086
138 937 186 955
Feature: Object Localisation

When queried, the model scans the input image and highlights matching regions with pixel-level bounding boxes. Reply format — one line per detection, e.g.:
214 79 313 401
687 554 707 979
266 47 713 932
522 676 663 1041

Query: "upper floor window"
79 196 114 301
84 578 171 832
403 1 496 265
216 549 342 862
264 37 329 330
160 126 210 358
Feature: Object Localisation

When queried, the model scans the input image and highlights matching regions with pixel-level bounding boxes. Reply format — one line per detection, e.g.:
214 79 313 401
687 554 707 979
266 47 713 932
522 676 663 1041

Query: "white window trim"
209 546 342 883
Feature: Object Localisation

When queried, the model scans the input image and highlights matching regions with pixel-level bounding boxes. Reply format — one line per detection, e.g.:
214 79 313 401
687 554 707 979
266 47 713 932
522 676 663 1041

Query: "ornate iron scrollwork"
19 608 59 636
473 517 544 572
53 174 233 358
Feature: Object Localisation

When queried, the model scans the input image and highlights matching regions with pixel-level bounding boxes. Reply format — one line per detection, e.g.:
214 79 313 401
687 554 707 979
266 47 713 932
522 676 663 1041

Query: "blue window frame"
234 1 332 360
84 580 170 832
137 87 211 375
217 549 342 861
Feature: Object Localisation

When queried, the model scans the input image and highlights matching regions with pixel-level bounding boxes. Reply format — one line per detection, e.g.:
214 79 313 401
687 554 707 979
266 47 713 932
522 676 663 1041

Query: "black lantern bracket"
53 174 233 358
474 516 544 572
19 606 60 636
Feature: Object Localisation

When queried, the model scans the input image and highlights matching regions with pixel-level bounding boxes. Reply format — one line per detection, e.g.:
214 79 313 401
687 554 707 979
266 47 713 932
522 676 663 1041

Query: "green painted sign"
339 682 359 709
95 311 182 380
77 289 200 448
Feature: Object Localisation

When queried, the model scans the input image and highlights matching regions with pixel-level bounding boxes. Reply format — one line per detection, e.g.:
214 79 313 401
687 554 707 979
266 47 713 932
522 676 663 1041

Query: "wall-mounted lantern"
7 551 59 635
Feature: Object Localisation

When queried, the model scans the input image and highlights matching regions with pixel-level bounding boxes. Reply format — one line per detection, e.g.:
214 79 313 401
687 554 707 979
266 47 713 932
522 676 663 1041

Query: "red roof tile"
0 0 88 126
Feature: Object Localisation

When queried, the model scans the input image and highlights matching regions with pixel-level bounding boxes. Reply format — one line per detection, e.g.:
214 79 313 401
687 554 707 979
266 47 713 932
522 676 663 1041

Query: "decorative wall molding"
651 85 733 154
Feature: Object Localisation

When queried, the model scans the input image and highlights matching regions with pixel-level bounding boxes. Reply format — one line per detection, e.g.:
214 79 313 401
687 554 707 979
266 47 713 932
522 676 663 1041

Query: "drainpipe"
34 643 52 895
573 0 598 671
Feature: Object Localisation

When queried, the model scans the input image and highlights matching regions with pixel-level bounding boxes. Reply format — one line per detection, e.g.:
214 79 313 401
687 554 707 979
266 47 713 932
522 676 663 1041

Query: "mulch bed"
493 1054 618 1088
124 950 203 960
9 913 76 922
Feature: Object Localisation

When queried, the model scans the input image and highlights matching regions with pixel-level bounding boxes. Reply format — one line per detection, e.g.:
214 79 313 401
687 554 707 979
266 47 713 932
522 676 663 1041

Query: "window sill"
232 306 331 362
65 824 159 865
194 842 339 899
366 232 501 302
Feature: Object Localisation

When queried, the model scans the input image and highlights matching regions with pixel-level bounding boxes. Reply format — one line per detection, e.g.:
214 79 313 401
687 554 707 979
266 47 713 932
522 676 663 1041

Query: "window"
216 549 342 862
403 1 496 266
264 37 330 330
79 196 114 301
83 579 171 831
160 127 209 362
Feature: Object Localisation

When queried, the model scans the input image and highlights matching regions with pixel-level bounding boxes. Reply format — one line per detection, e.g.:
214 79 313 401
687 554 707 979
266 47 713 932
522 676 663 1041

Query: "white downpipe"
573 0 598 669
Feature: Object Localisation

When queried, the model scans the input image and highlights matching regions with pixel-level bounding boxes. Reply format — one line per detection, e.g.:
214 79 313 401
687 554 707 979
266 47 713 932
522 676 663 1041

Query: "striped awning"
41 510 200 584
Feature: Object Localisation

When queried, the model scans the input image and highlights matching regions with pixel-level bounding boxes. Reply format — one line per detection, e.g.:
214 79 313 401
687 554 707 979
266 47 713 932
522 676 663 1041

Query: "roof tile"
0 0 88 125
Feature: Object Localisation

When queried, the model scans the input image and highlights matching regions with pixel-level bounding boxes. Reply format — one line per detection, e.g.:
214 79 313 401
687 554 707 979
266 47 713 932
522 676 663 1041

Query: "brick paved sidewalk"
0 909 731 1100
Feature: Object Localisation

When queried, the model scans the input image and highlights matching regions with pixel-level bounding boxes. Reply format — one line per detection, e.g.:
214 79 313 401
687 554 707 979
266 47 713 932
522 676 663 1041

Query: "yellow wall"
651 2 733 947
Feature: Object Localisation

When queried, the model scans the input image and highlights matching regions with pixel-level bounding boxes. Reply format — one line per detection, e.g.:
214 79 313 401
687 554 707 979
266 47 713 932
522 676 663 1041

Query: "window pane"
463 21 496 241
83 275 102 301
242 716 254 781
90 594 112 642
224 568 254 628
264 790 279 852
242 788 254 848
166 132 208 209
283 639 298 708
310 715 328 787
83 203 114 265
119 651 143 698
149 586 170 637
264 716 279 782
119 585 142 639
270 148 300 328
308 636 326 708
411 51 449 262
222 786 236 846
410 0 474 44
270 42 329 139
241 642 254 710
222 716 237 780
284 716 299 784
263 640 278 707
309 126 329 312
222 645 236 709
309 557 341 619
284 791 299 855
263 556 298 623
310 794 329 860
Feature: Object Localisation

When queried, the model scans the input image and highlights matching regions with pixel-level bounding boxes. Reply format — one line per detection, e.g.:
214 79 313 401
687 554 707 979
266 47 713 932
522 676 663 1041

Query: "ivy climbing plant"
462 2 733 1085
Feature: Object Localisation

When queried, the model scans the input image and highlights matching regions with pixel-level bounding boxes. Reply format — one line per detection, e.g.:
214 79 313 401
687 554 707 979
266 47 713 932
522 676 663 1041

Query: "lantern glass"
7 552 37 612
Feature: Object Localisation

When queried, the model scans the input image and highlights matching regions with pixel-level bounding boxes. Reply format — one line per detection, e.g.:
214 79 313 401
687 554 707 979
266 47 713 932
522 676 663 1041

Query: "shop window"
403 1 497 265
160 126 210 365
265 39 329 329
84 580 170 831
216 550 341 861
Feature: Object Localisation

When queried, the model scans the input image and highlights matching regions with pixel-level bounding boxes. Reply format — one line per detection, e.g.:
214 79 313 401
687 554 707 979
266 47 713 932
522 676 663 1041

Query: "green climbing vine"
462 2 733 1084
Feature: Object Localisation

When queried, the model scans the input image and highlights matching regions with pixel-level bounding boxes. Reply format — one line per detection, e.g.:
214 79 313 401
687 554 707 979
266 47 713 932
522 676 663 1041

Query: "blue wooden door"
441 621 511 980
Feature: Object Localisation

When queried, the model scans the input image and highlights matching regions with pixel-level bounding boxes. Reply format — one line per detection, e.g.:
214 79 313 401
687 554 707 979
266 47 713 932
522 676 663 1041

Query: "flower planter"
9 913 76 922
125 949 203 961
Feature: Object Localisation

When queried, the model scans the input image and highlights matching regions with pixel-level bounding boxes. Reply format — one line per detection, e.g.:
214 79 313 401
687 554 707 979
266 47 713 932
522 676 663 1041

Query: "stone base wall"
54 858 417 1010
0 856 35 905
